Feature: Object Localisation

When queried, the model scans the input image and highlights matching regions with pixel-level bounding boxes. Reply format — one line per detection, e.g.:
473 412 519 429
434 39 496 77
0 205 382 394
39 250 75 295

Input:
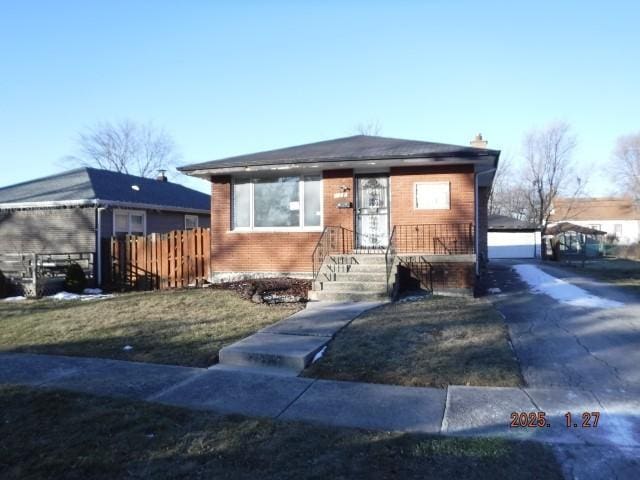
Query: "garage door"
488 231 539 259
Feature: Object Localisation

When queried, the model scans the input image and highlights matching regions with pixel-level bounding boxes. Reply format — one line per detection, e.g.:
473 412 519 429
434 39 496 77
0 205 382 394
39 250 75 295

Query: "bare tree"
612 131 640 200
520 121 583 229
64 120 180 178
488 153 512 215
354 120 382 136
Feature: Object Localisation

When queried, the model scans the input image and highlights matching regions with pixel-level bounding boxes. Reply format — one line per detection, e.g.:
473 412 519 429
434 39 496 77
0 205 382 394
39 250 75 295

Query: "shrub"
64 262 87 293
0 269 9 298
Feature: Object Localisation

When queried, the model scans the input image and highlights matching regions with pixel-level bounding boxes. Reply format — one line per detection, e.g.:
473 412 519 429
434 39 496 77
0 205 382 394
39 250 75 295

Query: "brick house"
179 135 499 299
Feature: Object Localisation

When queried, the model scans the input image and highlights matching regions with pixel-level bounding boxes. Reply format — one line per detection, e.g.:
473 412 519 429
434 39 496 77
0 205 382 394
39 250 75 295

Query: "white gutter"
475 168 497 275
0 198 209 214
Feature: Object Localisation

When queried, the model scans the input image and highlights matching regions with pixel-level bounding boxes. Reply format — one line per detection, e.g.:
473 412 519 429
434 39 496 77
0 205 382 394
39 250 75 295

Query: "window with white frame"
114 209 146 236
614 224 623 237
232 176 322 230
185 215 199 229
415 182 450 210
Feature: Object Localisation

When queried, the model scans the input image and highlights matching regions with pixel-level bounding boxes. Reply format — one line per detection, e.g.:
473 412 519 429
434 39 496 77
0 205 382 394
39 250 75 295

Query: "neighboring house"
549 197 640 245
179 134 499 298
488 214 541 259
0 168 210 285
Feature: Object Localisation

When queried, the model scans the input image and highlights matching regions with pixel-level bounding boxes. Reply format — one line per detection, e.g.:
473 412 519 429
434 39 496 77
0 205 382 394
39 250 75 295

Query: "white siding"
488 231 541 259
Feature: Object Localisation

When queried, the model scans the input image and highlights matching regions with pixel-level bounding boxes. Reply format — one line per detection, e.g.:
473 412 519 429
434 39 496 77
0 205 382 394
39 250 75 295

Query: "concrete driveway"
487 260 640 479
486 259 640 390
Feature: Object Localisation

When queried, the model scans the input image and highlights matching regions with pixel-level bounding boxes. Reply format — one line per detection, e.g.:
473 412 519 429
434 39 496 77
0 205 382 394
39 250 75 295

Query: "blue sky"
1 1 638 194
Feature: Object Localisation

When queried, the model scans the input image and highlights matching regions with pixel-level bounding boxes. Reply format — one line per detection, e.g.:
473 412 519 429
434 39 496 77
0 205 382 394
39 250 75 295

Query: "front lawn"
0 385 563 480
0 289 299 367
304 296 523 388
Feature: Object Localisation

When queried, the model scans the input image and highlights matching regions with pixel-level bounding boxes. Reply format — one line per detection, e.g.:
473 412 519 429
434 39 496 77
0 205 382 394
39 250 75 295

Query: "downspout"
474 168 497 276
96 206 107 286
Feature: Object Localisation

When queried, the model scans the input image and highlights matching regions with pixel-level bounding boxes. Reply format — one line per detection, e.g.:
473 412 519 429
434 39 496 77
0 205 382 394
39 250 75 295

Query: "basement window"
232 175 322 231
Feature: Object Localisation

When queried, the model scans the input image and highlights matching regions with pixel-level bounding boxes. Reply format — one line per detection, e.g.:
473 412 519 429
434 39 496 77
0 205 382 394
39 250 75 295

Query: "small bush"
64 263 87 293
613 242 640 260
0 269 10 298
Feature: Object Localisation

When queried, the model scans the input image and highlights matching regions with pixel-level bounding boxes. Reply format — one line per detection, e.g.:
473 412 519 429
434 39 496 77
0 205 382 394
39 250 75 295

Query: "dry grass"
304 296 522 388
0 385 563 480
0 289 300 367
562 258 640 294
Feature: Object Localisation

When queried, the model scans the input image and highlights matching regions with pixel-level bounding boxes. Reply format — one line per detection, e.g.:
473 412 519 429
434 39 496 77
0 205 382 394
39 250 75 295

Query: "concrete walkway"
1 351 639 450
218 301 384 374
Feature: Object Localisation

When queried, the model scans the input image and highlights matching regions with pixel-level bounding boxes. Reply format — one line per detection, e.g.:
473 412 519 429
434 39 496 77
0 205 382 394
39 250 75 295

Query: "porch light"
131 185 140 191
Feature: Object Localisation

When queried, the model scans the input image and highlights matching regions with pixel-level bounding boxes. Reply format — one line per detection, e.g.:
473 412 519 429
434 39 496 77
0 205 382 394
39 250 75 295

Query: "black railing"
312 226 384 279
390 223 474 255
385 223 475 293
401 255 434 292
385 226 398 294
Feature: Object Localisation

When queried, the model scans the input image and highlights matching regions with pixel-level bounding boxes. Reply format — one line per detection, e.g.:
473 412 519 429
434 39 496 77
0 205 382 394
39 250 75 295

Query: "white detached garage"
488 215 541 259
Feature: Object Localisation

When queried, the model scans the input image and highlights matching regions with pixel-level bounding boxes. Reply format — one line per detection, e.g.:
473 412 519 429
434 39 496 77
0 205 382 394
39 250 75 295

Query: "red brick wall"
389 166 475 227
429 262 475 290
209 166 477 280
477 186 490 268
210 170 354 274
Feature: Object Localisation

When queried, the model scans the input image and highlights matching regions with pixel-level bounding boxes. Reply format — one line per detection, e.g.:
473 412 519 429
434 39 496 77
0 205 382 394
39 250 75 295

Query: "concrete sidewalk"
218 301 384 373
1 352 639 449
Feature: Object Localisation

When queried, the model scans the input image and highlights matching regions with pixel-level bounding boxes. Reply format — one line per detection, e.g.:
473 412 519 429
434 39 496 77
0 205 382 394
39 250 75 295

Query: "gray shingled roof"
488 214 539 231
179 135 500 172
0 168 210 211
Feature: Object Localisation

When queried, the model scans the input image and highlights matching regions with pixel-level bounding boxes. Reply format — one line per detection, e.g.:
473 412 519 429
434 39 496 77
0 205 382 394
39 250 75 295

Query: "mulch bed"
211 278 311 303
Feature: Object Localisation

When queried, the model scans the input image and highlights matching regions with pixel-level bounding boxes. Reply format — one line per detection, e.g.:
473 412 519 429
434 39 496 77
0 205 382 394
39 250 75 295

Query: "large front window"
232 176 321 230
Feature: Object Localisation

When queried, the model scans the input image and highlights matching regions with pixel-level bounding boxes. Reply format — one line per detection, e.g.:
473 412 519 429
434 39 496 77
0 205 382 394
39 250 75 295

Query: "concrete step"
208 363 299 377
323 263 387 274
320 272 388 282
327 254 386 265
308 290 389 302
313 280 387 292
218 333 328 373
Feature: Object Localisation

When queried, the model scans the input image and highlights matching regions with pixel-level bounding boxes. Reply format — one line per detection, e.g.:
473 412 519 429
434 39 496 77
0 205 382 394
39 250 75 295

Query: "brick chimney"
156 169 168 182
470 133 488 148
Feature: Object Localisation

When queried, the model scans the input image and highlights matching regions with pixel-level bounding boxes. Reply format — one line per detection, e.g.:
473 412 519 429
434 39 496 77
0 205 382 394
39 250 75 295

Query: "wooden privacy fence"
110 228 210 290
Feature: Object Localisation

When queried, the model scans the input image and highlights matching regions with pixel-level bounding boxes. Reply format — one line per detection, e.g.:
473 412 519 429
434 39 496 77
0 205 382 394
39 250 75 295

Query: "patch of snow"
488 287 502 294
513 264 624 309
49 291 114 301
123 345 134 351
3 296 27 302
51 291 81 300
82 288 103 294
312 346 327 363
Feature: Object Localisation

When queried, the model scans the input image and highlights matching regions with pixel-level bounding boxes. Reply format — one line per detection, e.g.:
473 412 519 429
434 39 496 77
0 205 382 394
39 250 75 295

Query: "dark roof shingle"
0 168 210 211
179 135 500 172
488 214 539 231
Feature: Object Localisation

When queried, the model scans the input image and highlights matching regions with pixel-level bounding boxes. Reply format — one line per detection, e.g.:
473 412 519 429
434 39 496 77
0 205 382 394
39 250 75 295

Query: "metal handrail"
312 226 385 279
384 226 397 294
384 223 474 295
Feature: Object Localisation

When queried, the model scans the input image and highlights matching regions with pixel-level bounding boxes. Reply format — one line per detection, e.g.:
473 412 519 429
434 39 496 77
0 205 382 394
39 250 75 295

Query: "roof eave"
180 152 500 179
0 198 209 214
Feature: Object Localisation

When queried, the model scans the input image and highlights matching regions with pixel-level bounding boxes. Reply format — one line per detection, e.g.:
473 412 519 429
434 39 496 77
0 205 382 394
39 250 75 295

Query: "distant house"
0 168 210 285
179 134 499 298
549 197 640 245
488 214 541 259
